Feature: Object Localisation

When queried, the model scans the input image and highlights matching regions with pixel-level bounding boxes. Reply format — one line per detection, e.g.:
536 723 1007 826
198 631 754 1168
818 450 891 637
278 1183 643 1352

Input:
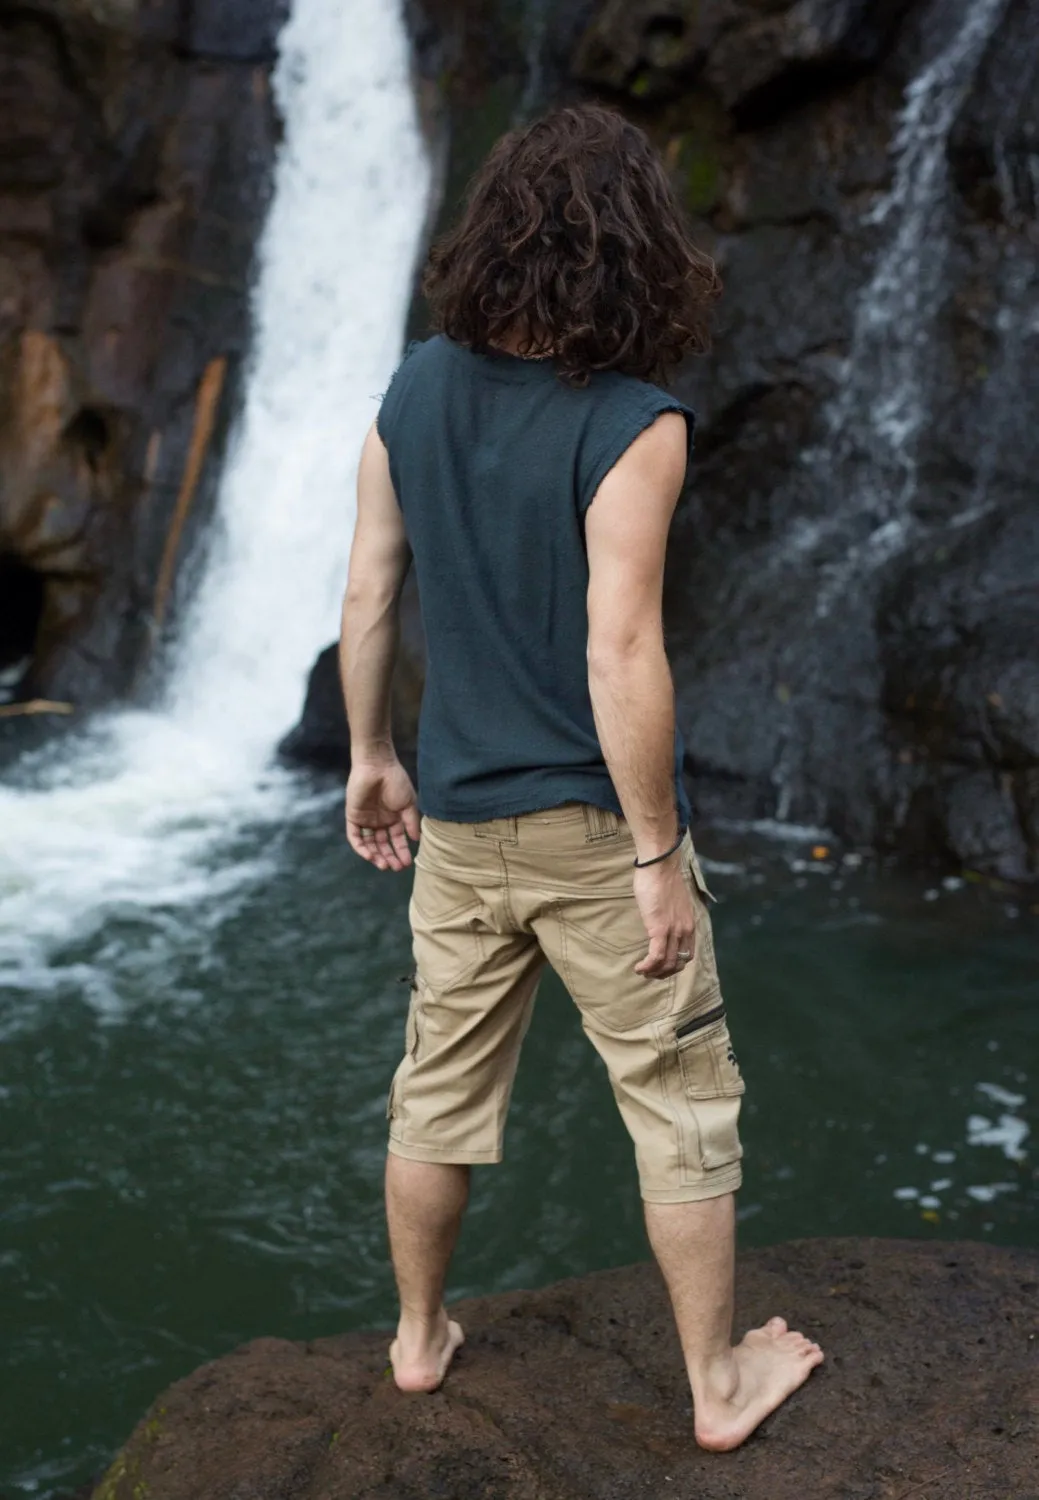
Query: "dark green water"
2 798 1036 1495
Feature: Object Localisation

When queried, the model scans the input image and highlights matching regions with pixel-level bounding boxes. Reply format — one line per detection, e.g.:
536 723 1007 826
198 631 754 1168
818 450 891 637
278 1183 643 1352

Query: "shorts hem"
389 1136 503 1166
640 1166 743 1204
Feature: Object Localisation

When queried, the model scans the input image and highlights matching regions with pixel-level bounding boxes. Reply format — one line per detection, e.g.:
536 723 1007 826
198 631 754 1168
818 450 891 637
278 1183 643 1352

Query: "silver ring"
361 827 374 839
677 950 692 961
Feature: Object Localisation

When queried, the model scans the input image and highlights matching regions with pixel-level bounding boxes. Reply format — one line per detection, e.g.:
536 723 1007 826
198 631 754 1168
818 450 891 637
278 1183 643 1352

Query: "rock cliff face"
4 0 1036 882
644 0 1039 883
89 1238 1038 1500
0 0 287 707
373 0 1037 883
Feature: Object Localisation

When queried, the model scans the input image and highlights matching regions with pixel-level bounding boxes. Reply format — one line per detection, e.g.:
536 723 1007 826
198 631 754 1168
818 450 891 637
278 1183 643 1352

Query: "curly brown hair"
423 104 721 386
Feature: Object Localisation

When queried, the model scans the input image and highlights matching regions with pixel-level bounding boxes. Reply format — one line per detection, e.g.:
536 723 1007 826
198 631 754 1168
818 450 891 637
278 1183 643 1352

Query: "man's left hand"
346 761 421 871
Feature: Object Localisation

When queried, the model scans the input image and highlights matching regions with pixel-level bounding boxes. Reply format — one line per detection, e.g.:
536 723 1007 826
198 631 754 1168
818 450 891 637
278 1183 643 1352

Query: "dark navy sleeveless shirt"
377 334 694 826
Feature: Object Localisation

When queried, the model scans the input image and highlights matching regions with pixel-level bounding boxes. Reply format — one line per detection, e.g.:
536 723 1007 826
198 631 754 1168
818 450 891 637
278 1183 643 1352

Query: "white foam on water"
0 0 431 1002
964 1182 1017 1204
976 1082 1027 1110
966 1112 1030 1163
713 819 834 844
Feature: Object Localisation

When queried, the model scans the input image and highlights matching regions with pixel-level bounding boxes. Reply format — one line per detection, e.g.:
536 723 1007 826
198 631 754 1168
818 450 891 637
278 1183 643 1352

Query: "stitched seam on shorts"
640 1165 742 1203
389 1134 501 1161
555 904 575 995
473 820 518 844
658 1015 695 1181
497 843 519 930
582 804 619 842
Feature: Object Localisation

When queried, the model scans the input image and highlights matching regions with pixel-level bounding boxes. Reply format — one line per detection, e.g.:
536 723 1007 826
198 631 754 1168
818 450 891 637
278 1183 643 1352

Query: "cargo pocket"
683 843 717 904
672 1000 744 1172
674 845 720 999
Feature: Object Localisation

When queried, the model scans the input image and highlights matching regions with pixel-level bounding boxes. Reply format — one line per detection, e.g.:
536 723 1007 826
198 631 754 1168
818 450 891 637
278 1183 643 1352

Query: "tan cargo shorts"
387 803 744 1203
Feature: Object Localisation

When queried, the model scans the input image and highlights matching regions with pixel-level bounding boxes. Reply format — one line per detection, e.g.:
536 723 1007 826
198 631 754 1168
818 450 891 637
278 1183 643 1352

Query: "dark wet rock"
279 576 426 775
184 0 291 62
878 500 1039 880
948 0 1039 226
281 0 1039 884
571 0 913 118
0 0 286 709
7 0 1036 884
91 1237 1038 1500
277 644 348 771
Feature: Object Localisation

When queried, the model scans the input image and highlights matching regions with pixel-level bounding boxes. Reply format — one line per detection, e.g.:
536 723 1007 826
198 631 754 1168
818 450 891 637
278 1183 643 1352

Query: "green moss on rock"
92 1406 163 1499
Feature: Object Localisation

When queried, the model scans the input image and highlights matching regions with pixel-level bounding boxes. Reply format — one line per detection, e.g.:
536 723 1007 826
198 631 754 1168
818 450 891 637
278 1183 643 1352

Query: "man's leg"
386 813 546 1393
532 817 823 1448
386 1154 468 1392
645 1192 823 1450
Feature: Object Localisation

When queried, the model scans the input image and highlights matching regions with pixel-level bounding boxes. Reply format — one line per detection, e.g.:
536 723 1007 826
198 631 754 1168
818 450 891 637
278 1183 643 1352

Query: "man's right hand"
633 856 697 979
346 759 421 872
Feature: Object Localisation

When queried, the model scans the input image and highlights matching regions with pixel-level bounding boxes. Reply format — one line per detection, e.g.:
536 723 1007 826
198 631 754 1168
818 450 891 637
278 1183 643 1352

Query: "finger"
347 823 376 863
402 803 421 842
663 928 681 977
635 933 667 978
367 831 390 871
375 826 398 870
351 819 385 867
389 821 413 868
377 824 404 871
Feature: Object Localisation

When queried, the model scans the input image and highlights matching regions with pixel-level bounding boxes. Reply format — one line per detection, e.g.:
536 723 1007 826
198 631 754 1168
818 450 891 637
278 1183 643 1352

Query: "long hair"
423 104 721 385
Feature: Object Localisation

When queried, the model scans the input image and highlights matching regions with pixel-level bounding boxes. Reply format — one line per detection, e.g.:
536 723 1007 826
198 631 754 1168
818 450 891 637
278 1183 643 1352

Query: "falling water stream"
798 0 1010 612
0 0 431 1006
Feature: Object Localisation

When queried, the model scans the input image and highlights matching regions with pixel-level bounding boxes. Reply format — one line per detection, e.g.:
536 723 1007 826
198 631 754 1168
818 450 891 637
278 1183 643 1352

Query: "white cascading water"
787 0 1007 608
0 0 431 1001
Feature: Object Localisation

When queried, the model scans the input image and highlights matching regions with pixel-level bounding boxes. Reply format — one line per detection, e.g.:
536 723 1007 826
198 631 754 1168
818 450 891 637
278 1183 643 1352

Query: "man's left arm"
340 422 419 871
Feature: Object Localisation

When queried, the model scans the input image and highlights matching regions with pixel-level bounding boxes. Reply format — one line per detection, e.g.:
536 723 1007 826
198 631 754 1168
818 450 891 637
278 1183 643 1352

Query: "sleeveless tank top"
377 334 694 825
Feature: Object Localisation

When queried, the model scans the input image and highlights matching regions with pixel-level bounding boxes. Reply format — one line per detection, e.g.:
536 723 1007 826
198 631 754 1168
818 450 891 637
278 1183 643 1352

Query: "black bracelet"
633 828 687 869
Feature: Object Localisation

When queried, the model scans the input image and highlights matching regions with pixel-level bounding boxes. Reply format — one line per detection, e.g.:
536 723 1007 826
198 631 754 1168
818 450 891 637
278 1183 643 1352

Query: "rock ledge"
94 1237 1037 1500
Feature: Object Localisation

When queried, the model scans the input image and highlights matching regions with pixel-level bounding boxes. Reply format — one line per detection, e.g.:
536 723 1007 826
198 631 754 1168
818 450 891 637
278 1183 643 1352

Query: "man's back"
378 333 692 823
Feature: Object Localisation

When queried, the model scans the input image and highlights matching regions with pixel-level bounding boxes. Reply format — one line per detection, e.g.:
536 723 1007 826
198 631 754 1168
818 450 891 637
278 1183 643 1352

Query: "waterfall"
789 0 1008 613
0 0 431 1001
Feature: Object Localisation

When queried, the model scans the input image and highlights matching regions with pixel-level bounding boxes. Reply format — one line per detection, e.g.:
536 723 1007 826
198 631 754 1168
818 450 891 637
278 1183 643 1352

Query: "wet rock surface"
379 0 1039 883
5 0 1037 883
662 0 1039 882
279 575 426 773
0 0 287 707
91 1237 1038 1500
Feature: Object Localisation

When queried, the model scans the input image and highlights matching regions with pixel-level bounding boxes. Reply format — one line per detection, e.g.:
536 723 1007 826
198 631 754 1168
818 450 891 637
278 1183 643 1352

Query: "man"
339 104 823 1452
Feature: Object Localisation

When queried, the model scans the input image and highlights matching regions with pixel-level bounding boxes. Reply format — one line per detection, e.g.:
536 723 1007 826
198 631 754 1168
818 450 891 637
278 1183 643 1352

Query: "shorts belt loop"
583 805 618 842
474 816 519 845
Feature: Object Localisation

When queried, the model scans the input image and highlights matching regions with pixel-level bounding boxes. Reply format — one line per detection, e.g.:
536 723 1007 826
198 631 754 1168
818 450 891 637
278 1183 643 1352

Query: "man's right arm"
585 411 695 979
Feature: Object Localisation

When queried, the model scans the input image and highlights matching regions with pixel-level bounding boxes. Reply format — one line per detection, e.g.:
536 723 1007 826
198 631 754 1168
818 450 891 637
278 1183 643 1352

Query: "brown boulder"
92 1237 1038 1500
0 0 286 707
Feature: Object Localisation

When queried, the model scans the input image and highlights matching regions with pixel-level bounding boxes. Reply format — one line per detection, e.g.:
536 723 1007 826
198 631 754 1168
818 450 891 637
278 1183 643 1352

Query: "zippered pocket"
673 999 744 1103
675 1001 726 1040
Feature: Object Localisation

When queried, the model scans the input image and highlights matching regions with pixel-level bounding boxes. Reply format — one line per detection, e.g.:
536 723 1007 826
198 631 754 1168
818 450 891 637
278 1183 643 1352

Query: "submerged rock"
92 1237 1037 1499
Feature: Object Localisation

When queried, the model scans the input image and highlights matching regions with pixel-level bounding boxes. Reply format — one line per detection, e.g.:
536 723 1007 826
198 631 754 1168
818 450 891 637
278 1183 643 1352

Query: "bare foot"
390 1309 465 1393
692 1317 824 1451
